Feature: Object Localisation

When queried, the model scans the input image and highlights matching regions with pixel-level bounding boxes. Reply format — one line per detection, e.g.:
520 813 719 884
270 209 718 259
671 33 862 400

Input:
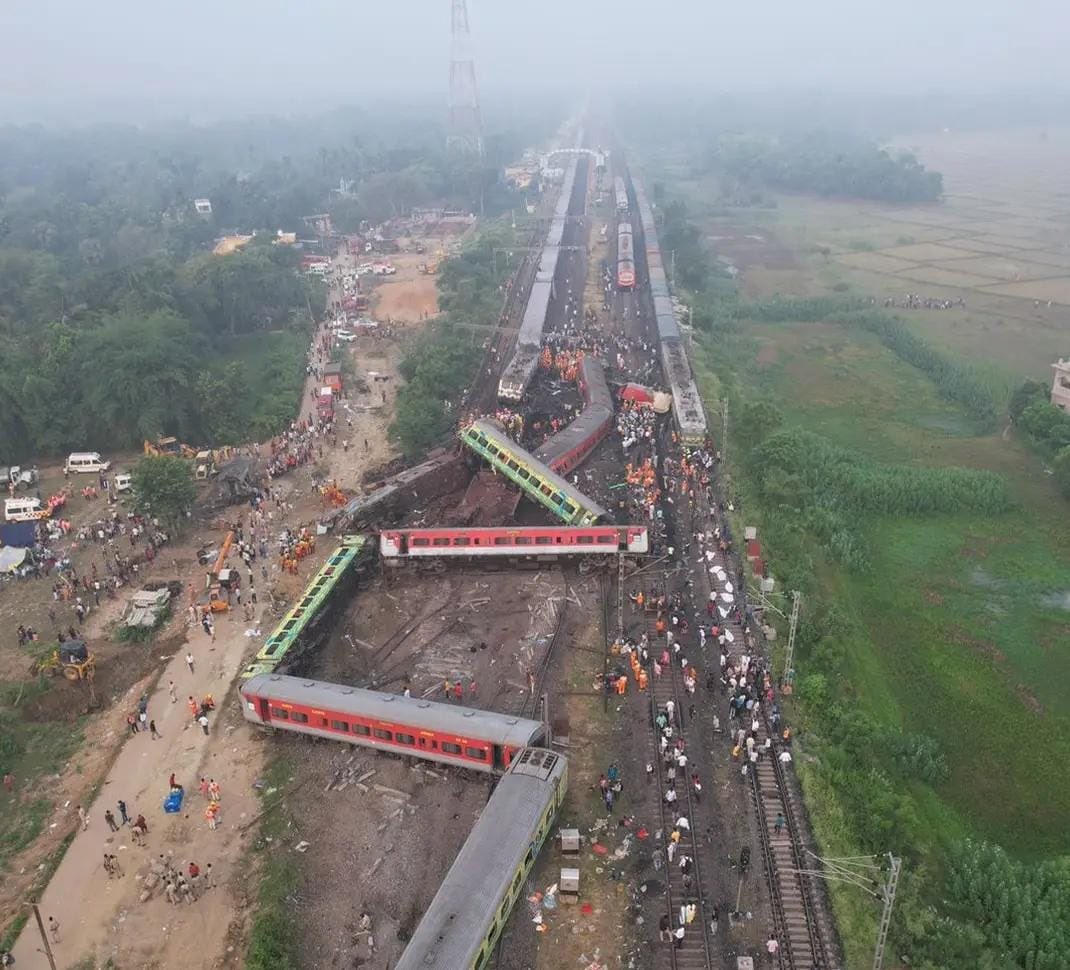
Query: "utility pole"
873 854 902 970
782 590 801 689
30 900 58 970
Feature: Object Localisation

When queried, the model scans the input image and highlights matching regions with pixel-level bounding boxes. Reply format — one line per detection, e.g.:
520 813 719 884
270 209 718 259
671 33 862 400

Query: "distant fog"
1 0 1068 125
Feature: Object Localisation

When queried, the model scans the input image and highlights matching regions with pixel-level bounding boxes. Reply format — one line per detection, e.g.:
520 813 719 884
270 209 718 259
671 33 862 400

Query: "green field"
650 129 1070 965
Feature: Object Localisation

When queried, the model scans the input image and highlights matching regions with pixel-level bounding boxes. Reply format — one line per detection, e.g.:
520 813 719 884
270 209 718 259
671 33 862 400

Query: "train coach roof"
397 750 566 968
242 674 544 748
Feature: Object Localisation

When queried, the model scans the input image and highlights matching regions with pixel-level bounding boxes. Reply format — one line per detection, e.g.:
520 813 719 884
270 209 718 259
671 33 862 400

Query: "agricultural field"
648 126 1070 962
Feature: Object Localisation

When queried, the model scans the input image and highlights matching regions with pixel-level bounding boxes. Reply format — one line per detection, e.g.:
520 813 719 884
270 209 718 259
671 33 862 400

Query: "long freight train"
632 179 708 445
498 129 587 402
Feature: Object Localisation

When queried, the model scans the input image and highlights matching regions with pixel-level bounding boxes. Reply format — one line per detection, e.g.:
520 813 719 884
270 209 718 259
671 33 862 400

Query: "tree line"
0 241 319 459
709 130 943 203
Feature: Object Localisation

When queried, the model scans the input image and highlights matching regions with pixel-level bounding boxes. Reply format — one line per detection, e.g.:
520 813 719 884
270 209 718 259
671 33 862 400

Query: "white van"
4 497 45 522
114 473 133 494
65 452 110 474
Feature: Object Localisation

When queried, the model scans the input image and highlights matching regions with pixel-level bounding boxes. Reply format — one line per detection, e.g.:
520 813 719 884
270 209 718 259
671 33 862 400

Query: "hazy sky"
1 0 1067 123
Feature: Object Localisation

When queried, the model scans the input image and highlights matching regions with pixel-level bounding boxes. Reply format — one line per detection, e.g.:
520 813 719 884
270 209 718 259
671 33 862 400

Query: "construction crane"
202 531 238 612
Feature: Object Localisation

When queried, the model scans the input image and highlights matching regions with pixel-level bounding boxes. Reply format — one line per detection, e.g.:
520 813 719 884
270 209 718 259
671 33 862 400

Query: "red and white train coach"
241 673 545 772
379 525 649 559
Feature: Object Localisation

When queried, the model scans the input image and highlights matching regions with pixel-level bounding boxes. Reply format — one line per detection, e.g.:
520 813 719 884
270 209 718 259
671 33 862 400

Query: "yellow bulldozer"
143 436 198 458
34 639 96 681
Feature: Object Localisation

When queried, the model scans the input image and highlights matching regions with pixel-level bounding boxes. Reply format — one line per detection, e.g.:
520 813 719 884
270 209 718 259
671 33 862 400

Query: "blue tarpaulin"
0 521 36 548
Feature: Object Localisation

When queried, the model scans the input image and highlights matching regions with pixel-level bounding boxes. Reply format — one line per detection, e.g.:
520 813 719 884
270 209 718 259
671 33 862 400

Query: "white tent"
0 547 28 573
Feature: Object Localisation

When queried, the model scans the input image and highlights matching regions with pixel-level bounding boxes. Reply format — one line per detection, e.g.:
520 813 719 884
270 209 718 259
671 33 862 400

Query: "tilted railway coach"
533 355 613 475
380 524 649 559
459 418 608 526
395 747 568 969
240 673 545 772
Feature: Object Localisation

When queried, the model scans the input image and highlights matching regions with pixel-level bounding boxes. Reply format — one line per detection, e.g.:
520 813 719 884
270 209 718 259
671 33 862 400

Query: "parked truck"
323 362 343 394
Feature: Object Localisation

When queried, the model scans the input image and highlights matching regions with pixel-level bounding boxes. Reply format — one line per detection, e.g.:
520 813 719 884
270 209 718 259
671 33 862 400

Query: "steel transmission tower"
448 0 484 158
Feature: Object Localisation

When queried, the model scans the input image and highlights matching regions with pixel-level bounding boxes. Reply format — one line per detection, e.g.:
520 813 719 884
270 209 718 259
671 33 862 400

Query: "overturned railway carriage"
239 536 368 680
396 748 568 970
240 674 544 772
632 179 709 444
460 419 608 525
380 524 648 559
533 355 613 474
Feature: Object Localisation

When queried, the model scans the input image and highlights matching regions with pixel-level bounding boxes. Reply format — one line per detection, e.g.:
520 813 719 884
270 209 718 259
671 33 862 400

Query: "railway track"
640 600 715 970
694 487 841 969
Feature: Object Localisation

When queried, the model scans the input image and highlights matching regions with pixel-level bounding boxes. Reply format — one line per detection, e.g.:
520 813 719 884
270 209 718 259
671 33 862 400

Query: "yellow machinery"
35 641 95 681
203 531 236 612
143 437 198 458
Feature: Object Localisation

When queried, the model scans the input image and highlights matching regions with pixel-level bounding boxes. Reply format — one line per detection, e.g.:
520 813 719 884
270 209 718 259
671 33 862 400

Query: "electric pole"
782 590 801 689
873 854 902 970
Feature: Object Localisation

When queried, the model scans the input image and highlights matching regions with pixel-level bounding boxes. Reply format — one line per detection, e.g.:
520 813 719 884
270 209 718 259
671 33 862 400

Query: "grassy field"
645 126 1070 962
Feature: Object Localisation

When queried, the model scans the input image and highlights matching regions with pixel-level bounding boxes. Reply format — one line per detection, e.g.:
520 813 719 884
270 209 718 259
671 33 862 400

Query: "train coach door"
494 744 507 770
257 697 271 722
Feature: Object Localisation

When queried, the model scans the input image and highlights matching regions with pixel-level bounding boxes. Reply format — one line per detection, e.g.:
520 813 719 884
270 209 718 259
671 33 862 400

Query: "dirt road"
9 322 406 968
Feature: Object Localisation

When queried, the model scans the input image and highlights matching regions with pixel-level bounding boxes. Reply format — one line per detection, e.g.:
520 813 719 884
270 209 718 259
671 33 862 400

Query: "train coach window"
562 502 576 515
290 711 309 724
411 537 430 547
330 720 349 732
465 747 488 761
540 484 552 497
506 459 520 472
535 536 553 545
395 732 416 745
432 537 450 547
453 537 470 546
269 707 289 720
352 724 370 736
441 742 462 754
372 728 392 741
493 536 510 546
515 536 531 546
516 467 530 481
577 535 594 544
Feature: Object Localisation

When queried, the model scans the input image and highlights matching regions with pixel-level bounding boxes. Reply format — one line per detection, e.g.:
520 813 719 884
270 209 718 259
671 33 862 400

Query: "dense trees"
0 106 550 460
131 456 196 533
710 130 943 203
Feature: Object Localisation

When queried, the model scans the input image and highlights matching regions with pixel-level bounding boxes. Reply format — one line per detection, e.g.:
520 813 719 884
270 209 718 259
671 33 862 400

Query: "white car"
357 263 375 274
335 331 358 342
